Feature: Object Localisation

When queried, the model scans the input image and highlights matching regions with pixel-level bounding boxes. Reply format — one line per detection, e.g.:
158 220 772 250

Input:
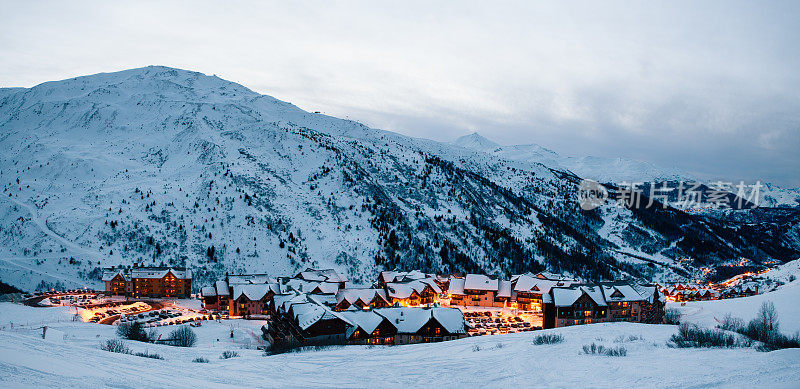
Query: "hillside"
1 66 799 292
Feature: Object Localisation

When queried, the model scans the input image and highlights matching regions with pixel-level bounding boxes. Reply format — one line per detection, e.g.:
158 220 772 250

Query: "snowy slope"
1 305 800 388
673 273 800 333
0 66 798 292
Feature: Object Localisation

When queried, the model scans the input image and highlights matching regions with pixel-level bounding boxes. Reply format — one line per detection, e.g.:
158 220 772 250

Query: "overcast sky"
1 1 798 186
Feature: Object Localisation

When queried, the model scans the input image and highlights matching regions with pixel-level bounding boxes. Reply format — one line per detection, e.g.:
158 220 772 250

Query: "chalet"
264 291 467 349
384 283 421 306
101 267 191 298
339 309 397 345
455 274 499 307
741 284 758 297
374 306 467 344
549 285 608 328
335 288 390 311
102 269 130 296
264 292 351 347
447 277 467 306
202 273 275 312
200 280 231 310
510 274 574 312
230 283 281 317
600 283 644 322
542 281 666 328
202 270 345 316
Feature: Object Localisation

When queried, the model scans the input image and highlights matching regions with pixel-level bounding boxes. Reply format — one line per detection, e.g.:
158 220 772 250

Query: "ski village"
0 65 799 387
2 4 800 384
3 259 800 386
0 64 798 387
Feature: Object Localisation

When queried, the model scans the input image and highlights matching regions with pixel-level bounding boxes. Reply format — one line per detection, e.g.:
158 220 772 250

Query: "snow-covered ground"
673 277 800 334
2 296 800 388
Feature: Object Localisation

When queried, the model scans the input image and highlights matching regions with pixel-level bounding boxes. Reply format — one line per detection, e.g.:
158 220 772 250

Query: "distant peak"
452 132 500 151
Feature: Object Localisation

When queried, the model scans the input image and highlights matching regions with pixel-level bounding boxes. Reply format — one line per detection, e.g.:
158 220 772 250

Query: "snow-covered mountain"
452 133 688 184
452 132 800 207
1 66 798 292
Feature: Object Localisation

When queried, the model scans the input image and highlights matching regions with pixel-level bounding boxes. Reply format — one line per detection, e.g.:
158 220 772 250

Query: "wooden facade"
102 267 191 298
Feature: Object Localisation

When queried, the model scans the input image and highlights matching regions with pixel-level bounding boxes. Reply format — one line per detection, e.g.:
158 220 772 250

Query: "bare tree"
747 301 779 343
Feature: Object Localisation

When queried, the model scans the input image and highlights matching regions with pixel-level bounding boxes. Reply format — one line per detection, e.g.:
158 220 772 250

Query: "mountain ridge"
1 66 798 292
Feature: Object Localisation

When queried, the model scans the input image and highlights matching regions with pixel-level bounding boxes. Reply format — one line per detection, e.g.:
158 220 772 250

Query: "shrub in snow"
614 335 641 343
664 308 682 325
134 351 164 360
582 343 626 357
669 323 740 348
192 357 210 363
220 350 240 359
169 326 197 347
100 339 131 354
717 313 745 333
117 322 155 342
709 302 800 351
532 333 564 345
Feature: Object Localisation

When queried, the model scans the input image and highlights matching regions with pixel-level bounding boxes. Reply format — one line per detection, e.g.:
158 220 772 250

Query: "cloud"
1 1 798 186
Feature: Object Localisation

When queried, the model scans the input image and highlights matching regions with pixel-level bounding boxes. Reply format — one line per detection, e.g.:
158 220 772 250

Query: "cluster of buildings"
447 272 664 328
661 283 758 302
199 267 665 348
200 268 465 347
102 266 192 298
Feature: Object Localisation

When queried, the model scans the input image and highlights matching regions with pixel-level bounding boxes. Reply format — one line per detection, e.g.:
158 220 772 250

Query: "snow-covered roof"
337 288 389 306
339 310 387 337
511 274 574 293
385 283 419 299
631 284 658 303
227 274 273 285
601 284 643 302
101 267 190 281
308 293 337 307
130 268 191 279
288 297 351 331
448 277 466 295
290 303 328 330
312 282 342 294
201 286 217 297
101 269 127 282
535 272 574 281
295 268 347 283
464 274 499 291
215 280 230 296
497 280 512 298
380 270 430 284
273 292 304 313
386 278 442 299
552 285 607 307
552 287 583 307
232 283 279 301
281 279 341 295
374 306 465 335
